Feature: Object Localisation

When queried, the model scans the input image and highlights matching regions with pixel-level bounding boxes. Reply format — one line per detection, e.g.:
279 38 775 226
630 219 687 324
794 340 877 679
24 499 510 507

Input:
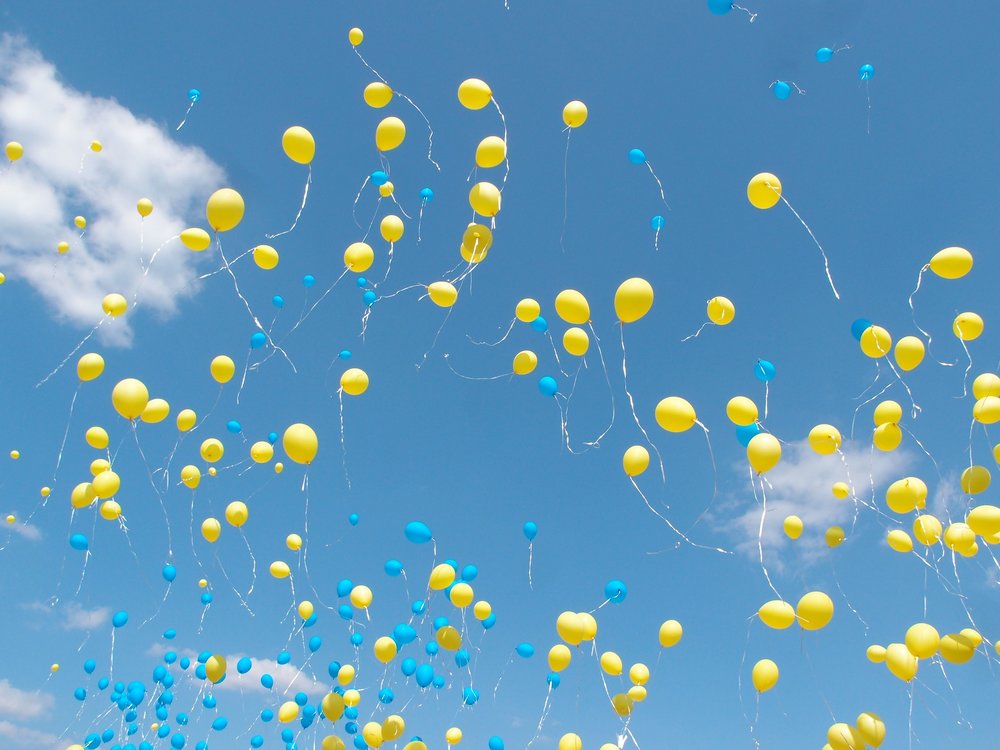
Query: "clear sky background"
0 1 999 749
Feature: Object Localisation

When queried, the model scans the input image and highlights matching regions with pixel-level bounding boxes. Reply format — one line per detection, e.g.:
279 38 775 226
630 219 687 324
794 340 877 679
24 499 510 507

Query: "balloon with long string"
416 283 460 368
649 214 665 252
266 126 315 239
707 0 757 22
176 88 200 131
815 44 852 63
78 139 102 173
745 435 783 598
952 312 983 398
443 348 536 382
771 80 805 100
754 359 776 419
627 148 670 209
416 187 433 242
469 297 538 347
225 500 257 602
459 79 509 187
35 294 125 387
908 246 972 366
351 28 439 170
50 353 106 484
858 64 875 133
748 172 840 299
682 295 735 341
375 214 404 286
335 370 367 490
448 222 494 287
559 100 587 253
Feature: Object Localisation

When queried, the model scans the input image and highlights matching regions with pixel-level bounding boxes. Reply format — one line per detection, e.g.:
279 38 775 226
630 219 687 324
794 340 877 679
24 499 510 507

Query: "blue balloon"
102 729 115 742
736 422 764 447
153 666 167 683
363 290 377 306
237 657 252 674
344 722 358 735
171 733 186 749
628 148 646 164
338 604 354 620
463 687 480 705
433 675 446 689
70 533 89 551
604 579 628 603
515 642 535 658
348 513 359 526
268 431 279 444
384 559 403 576
401 658 417 677
356 277 368 288
327 661 341 679
98 677 110 690
415 664 434 688
461 564 478 581
482 613 497 629
754 359 776 382
197 743 208 750
850 318 872 342
84 659 96 674
707 0 732 13
859 63 875 80
85 733 101 749
226 420 242 433
272 295 285 308
202 694 217 708
530 315 548 333
294 691 308 706
177 712 189 725
371 171 389 186
75 687 87 701
337 579 353 597
112 611 129 628
344 706 358 720
261 709 274 722
425 641 439 655
650 215 665 231
816 47 833 63
161 565 176 582
353 737 368 750
420 187 434 202
339 349 352 360
250 332 267 349
773 81 791 100
378 688 394 704
489 737 505 750
179 657 190 669
261 674 274 689
195 665 207 680
546 672 561 688
405 521 432 544
433 616 450 630
188 89 201 102
282 729 295 743
411 600 427 615
308 636 322 652
303 274 316 287
197 652 211 664
350 632 363 646
455 650 470 668
523 521 537 541
538 376 558 397
163 629 176 640
251 736 264 748
393 623 416 644
277 651 291 665
200 592 213 605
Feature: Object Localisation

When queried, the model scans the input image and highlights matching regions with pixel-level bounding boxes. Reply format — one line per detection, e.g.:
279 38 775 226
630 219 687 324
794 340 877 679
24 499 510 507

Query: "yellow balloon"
253 244 279 270
71 482 96 509
894 335 925 371
513 350 538 376
282 126 315 165
967 504 1000 537
872 422 902 452
706 295 735 325
428 281 459 308
825 526 845 548
659 619 683 647
562 327 589 356
445 727 463 745
516 298 540 323
200 438 224 463
136 397 169 424
5 141 23 161
343 688 360 706
832 481 850 499
885 477 927 514
77 353 105 382
206 654 227 683
614 278 654 323
348 27 364 46
225 500 248 528
270 560 291 579
866 644 886 663
283 423 318 464
475 136 507 168
562 100 588 128
90 140 102 153
600 651 623 675
752 659 779 692
885 643 918 682
860 325 892 358
92 470 120 499
85 426 109 449
279 701 300 723
747 172 781 209
796 591 834 630
473 600 492 620
856 712 886 748
929 246 973 279
210 355 236 384
961 465 991 494
379 181 394 197
655 396 697 433
558 734 582 750
905 623 940 658
747 433 781 474
99 500 121 521
340 368 369 396
458 78 492 110
180 227 212 251
436 625 462 650
350 584 373 609
136 198 153 218
974 396 1000 424
622 445 650 477
555 289 591 325
449 582 474 608
90 458 110 477
75 215 87 229
469 181 501 216
206 188 245 232
943 522 975 552
102 293 128 317
250 441 274 463
972 372 1000 399
611 693 633 716
180 465 201 489
726 396 758 426
429 563 456 590
887 529 914 553
783 516 803 540
939 633 976 664
286 533 303 551
112 378 149 420
298 600 314 620
201 518 221 543
953 312 984 341
363 82 393 108
382 715 405 741
374 636 398 664
344 241 375 272
57 240 70 254
913 514 943 545
629 662 650 685
808 423 842 455
375 116 406 151
338 664 356 686
548 644 572 672
828 722 866 750
177 408 197 432
758 600 796 629
873 400 902 426
380 215 404 243
461 223 493 261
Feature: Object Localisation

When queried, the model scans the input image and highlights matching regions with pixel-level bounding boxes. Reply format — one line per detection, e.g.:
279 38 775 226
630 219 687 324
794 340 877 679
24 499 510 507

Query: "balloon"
828 723 866 750
162 564 177 582
112 610 129 627
873 400 903 426
461 222 493 262
475 136 507 168
344 241 375 273
856 713 886 748
953 312 984 341
796 591 834 630
515 643 535 658
140 398 170 424
858 63 875 80
380 215 404 243
655 396 697 432
650 215 665 231
622 445 650 476
282 126 315 164
974 396 1000 424
457 78 492 110
348 27 364 46
92 470 120 499
773 81 791 100
628 148 646 165
428 281 458 308
449 583 474 608
375 117 406 151
469 182 501 216
70 533 89 551
960 466 990 494
905 623 940 659
548 644 571 672
200 438 223 463
758 600 795 629
816 47 833 62
562 100 588 128
513 350 538 376
754 359 776 382
531 316 549 333
604 579 627 603
205 655 226 683
885 643 918 681
283 423 318 464
180 465 201 489
967 505 1000 536
515 298 541 323
201 518 221 543
56 240 70 254
554 289 590 324
181 228 212 251
808 424 842 455
884 477 927 514
887 529 913 552
747 433 781 473
77 353 105 382
205 188 245 232
364 82 393 108
112 378 149 419
102 293 127 317
929 246 974 279
659 619 683 647
706 296 735 325
446 728 463 745
523 521 538 540
429 564 456 590
253 244 279 270
726 396 758 426
137 198 153 217
747 173 781 209
752 659 779 692
210 355 236 384
629 663 650 685
89 140 102 152
405 521 432 544
340 368 369 396
71 482 96 509
538 376 558 397
558 734 582 750
939 633 976 664
825 526 845 548
708 0 732 13
437 625 461 650
74 215 86 229
913 514 943 545
614 278 654 323
873 423 902 452
562 327 589 356
225 501 248 527
374 637 397 664
783 515 803 540
5 141 23 161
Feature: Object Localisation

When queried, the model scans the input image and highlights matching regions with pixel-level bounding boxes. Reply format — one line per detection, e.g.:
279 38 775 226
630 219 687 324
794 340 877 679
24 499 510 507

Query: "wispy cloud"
0 680 54 719
0 35 225 346
22 601 110 631
0 719 60 750
4 521 41 541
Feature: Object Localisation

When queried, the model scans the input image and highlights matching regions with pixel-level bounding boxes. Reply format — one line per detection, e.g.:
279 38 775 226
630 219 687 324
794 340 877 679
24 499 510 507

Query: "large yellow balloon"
253 244 279 270
211 355 236 384
960 465 991 494
872 422 902 452
475 136 507 168
429 563 456 590
180 465 201 489
449 582 474 608
860 325 892 358
974 396 1000 424
282 126 315 164
904 623 940 659
953 312 984 341
436 625 461 650
141 398 170 424
180 227 212 251
469 181 501 217
375 117 406 151
885 477 927 514
929 246 973 279
747 433 781 474
614 278 654 323
894 336 925 371
225 500 249 528
554 289 590 325
873 400 902 426
659 619 683 647
344 241 375 272
382 715 405 741
86 426 109 449
71 482 96 509
655 396 697 433
428 281 459 308
887 529 913 553
206 654 227 684
364 82 393 108
913 514 942 545
348 27 364 46
515 298 540 323
341 368 369 396
796 591 834 630
558 734 582 750
5 141 23 161
825 526 845 548
201 518 221 543
458 78 492 110
283 423 318 464
548 644 572 672
200 438 224 463
600 651 623 675
445 727 463 745
112 378 149 420
349 586 373 610
758 600 795 629
322 692 345 721
808 424 842 455
828 723 866 750
102 293 128 317
177 408 197 431
885 643 918 682
251 441 274 463
279 701 300 723
374 636 398 664
747 172 781 209
206 188 245 232
706 296 735 325
973 372 1000 399
726 396 758 426
92 471 120 499
622 445 650 477
513 350 537 375
562 100 588 127
752 659 779 692
856 712 886 748
77 353 105 382
967 504 1000 537
380 215 404 243
562 327 589 356
939 633 976 664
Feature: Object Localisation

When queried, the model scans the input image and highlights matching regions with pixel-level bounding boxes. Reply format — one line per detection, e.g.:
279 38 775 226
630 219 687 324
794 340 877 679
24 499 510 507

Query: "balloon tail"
680 322 709 342
35 318 105 388
376 241 395 287
849 364 890 440
417 201 426 243
130 422 173 559
267 165 312 239
389 192 413 219
958 337 973 398
545 331 571 377
553 393 586 455
644 161 670 209
630 476 728 554
443 353 513 381
653 225 661 252
237 349 252 406
492 655 512 703
864 80 872 136
416 306 454 370
361 196 382 244
241 528 257 599
282 266 351 340
352 175 371 230
777 194 839 300
176 100 196 131
884 355 921 418
763 382 769 420
53 385 80 482
686 421 725 544
750 472 781 599
338 390 352 491
731 2 757 21
560 129 571 254
737 618 761 750
492 97 509 187
620 325 666 482
935 658 973 728
526 685 554 750
906 266 956 366
468 318 516 347
582 322 616 448
527 541 534 589
830 555 870 636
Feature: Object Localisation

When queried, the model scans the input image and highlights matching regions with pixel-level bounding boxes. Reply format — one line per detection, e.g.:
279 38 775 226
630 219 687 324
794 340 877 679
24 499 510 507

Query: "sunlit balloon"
894 336 925 371
476 136 507 168
752 659 779 692
953 312 984 341
458 78 492 110
758 600 795 629
180 228 212 251
929 246 973 279
428 281 459 308
376 117 406 151
614 278 654 323
77 353 105 382
747 433 781 473
341 368 369 396
282 126 315 164
469 181 501 217
206 188 245 232
796 591 834 630
706 296 735 325
562 100 588 128
655 396 697 433
112 378 149 420
283 423 318 464
622 445 650 477
364 82 393 108
747 172 781 209
102 293 127 317
136 198 153 217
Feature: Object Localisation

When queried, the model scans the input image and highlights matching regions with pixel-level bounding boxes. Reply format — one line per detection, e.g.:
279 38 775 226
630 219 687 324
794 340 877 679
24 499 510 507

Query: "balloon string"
849 363 888 440
680 322 709 342
338 390 352 491
361 196 382 244
829 555 870 636
958 337 973 398
417 306 454 370
934 659 973 729
749 470 781 599
763 382 769 420
176 100 196 131
281 266 352 341
131 421 173 559
35 318 106 388
526 685 554 750
732 2 758 21
266 164 312 239
560 129 571 253
737 617 760 750
527 541 534 590
545 331 571 377
619 325 666 482
132 235 180 313
417 201 426 243
352 175 371 230
864 80 872 136
553 392 586 455
644 160 670 209
884 355 921 418
53 385 80 482
582 322 616 448
492 97 509 187
777 194 840 300
241 528 257 598
468 318 516 347
443 353 513 381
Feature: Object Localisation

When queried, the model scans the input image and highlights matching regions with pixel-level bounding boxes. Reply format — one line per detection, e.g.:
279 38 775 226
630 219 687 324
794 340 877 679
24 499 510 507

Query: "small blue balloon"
378 688 394 704
350 632 363 646
859 63 875 80
153 666 167 683
482 613 497 629
344 722 358 735
420 187 434 202
226 420 242 433
546 672 561 688
773 81 791 100
650 215 665 231
628 148 646 165
488 737 505 750
177 712 189 725
85 733 101 749
337 579 353 597
363 290 377 306
188 89 201 102
515 643 534 658
112 611 129 628
309 636 322 652
268 431 279 444
604 579 628 603
348 513 359 526
261 709 274 722
850 318 872 342
401 658 417 676
538 376 558 397
164 629 177 641
384 559 403 576
371 171 389 186
411 600 427 615
339 350 352 360
195 665 207 680
393 623 417 644
70 533 89 551
197 743 208 750
754 359 776 382
415 664 434 688
707 0 732 13
237 657 252 674
302 274 315 287
523 521 537 541
425 641 439 655
433 675 446 689
816 47 833 63
272 295 285 308
433 616 450 630
250 332 267 349
338 604 354 620
353 737 368 750
179 657 190 669
530 315 548 333
197 652 211 664
102 729 115 742
84 659 96 674
356 277 368 288
327 661 341 679
171 733 186 749
251 736 264 748
201 592 213 605
462 687 480 705
98 677 110 690
75 687 87 701
277 651 291 665
282 729 295 743
405 521 432 544
461 564 478 581
736 422 763 448
294 692 308 706
202 694 217 708
161 565 177 583
455 650 470 668
261 674 274 689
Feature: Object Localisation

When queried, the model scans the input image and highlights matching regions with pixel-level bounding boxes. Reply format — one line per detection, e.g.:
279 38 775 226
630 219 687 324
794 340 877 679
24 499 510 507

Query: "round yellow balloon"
77 353 105 382
752 659 779 692
622 445 650 477
102 293 127 317
428 281 458 308
475 136 507 169
206 188 245 232
953 312 984 341
348 27 364 46
225 500 248 527
458 78 492 110
344 241 375 272
747 433 781 474
894 335 925 371
706 296 735 325
655 396 697 433
929 246 973 279
808 424 842 455
211 355 236 384
747 172 781 209
796 591 834 630
253 244 279 270
364 82 393 108
562 327 589 356
614 278 654 323
180 228 212 251
340 368 369 396
380 215 404 243
5 141 23 161
562 100 588 128
282 126 315 164
555 289 591 325
469 181 501 217
112 378 149 420
283 423 318 464
375 117 406 151
513 350 537 376
860 325 892 358
136 198 153 218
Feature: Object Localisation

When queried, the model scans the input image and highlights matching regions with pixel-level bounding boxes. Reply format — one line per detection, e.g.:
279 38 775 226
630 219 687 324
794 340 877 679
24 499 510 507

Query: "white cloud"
0 720 59 750
22 600 110 630
0 680 53 719
5 521 41 541
144 646 322 697
721 440 913 568
0 35 225 345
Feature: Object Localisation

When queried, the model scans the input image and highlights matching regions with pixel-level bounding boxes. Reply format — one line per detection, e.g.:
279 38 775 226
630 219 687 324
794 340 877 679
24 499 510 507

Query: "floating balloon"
458 78 492 110
562 101 588 128
655 396 696 433
614 278 654 323
341 368 369 396
376 117 406 151
752 659 779 692
282 126 315 164
283 423 318 464
206 188 245 232
747 173 781 209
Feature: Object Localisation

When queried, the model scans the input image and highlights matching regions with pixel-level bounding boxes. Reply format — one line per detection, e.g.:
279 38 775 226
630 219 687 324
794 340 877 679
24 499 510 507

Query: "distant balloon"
859 64 875 80
405 521 432 544
628 148 646 165
523 521 538 541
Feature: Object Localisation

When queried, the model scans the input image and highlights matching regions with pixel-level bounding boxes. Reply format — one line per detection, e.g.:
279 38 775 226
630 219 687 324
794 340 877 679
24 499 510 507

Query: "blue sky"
0 1 999 749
